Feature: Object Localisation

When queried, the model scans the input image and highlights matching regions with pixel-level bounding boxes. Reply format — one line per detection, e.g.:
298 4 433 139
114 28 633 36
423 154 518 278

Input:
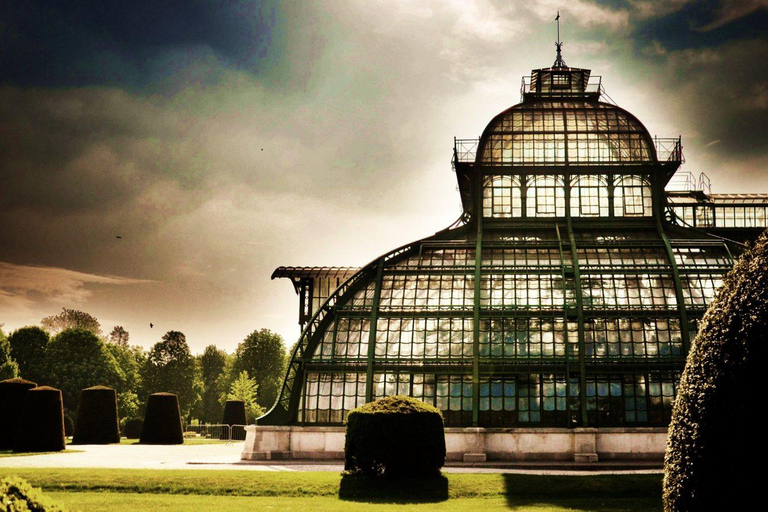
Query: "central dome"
477 99 656 165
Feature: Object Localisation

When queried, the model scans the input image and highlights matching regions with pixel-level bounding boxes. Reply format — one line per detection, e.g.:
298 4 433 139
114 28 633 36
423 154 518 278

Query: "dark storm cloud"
0 0 281 89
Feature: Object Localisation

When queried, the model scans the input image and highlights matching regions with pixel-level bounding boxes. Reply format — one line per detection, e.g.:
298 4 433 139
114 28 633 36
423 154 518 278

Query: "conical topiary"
221 400 247 440
13 386 65 452
139 392 183 445
0 378 36 449
123 418 143 439
72 386 120 444
664 231 768 511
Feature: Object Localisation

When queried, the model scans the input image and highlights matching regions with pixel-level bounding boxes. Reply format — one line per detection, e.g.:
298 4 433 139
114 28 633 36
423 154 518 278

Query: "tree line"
0 308 287 427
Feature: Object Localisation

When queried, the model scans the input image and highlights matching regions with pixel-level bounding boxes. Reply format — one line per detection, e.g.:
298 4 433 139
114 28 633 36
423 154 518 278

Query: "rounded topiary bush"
123 418 143 439
72 385 120 444
139 392 183 445
63 414 74 437
345 395 445 478
13 386 65 452
664 231 768 511
221 400 247 440
0 377 36 449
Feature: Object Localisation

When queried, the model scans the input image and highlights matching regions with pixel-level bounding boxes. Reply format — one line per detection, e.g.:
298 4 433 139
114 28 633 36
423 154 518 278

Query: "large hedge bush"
0 378 36 449
221 400 247 440
664 231 768 511
139 392 183 445
123 418 143 439
1 476 64 511
72 386 120 444
345 395 445 478
13 386 65 453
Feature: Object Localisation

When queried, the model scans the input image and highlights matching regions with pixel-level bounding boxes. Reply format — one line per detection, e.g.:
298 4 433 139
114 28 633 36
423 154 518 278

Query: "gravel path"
0 443 661 475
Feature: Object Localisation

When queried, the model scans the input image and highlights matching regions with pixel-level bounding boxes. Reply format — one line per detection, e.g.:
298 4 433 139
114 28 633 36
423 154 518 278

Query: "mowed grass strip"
0 468 662 502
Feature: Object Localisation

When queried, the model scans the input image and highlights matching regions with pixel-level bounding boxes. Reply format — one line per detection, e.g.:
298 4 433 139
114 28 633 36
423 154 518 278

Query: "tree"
231 329 286 410
142 331 201 418
108 326 129 347
0 330 19 380
8 326 49 383
105 343 144 422
44 328 124 414
663 232 768 511
41 308 102 336
224 371 264 423
197 345 228 423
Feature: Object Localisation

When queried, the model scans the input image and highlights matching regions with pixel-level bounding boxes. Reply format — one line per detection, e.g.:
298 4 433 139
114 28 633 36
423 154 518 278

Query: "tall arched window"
570 175 609 217
526 176 565 217
614 175 652 217
483 176 522 218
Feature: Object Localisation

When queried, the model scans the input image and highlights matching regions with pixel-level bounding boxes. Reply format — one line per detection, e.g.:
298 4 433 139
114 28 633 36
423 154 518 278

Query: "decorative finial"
554 11 566 68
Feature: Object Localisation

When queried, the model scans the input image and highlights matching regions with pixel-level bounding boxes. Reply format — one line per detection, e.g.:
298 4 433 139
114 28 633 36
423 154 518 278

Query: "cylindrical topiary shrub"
13 386 65 453
664 231 768 511
123 418 143 439
0 377 36 449
139 392 183 445
72 386 120 444
221 400 247 440
345 395 445 478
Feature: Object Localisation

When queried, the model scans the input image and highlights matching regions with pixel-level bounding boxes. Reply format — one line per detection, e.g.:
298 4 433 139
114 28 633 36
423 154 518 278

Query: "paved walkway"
0 443 661 475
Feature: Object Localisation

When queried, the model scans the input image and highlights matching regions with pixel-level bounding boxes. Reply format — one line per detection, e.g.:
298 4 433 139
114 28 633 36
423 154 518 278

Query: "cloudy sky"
1 0 767 353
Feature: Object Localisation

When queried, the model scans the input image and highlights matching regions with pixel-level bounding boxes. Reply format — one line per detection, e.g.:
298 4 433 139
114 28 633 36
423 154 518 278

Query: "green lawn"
0 468 662 511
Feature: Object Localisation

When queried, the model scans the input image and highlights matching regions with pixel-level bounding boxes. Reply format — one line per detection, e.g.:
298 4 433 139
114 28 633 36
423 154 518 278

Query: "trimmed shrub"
139 392 183 445
0 476 64 511
221 400 247 440
345 395 445 478
72 386 120 444
0 377 36 449
664 231 768 511
123 418 143 439
63 414 74 437
13 386 66 453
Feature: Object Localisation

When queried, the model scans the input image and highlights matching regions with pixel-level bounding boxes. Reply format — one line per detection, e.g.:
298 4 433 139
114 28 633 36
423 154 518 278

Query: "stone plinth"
241 425 669 462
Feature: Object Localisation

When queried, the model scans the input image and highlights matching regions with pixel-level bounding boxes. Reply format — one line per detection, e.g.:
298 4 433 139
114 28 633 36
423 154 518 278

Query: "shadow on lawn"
502 473 663 512
338 473 449 503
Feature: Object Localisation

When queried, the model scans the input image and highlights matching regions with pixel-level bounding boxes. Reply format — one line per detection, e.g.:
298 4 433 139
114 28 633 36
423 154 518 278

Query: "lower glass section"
297 370 680 427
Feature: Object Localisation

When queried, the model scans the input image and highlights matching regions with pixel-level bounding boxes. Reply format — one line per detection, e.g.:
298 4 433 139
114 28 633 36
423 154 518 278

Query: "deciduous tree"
41 308 102 336
224 371 264 422
197 345 228 423
0 330 19 380
8 326 49 383
142 331 201 418
231 329 286 410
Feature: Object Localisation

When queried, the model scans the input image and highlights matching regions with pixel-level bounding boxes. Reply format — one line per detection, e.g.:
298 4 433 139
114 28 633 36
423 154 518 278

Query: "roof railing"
520 75 603 100
453 136 684 165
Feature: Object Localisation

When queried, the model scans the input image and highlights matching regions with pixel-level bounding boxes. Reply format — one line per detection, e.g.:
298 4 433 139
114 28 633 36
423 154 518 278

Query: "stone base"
463 453 487 463
241 425 668 463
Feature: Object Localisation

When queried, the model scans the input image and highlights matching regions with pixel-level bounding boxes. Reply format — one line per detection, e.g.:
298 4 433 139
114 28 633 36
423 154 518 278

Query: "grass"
0 449 81 458
0 468 663 511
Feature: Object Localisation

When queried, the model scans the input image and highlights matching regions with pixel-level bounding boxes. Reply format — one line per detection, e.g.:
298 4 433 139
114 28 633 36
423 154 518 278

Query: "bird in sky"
150 323 154 328
116 236 122 239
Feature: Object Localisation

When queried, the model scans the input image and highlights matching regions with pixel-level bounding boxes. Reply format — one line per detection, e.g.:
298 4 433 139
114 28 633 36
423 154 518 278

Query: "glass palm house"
260 54 768 430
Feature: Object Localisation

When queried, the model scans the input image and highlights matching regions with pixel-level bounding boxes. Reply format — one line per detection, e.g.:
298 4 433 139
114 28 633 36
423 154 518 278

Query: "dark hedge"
345 395 445 478
123 418 143 439
72 386 120 444
63 414 74 437
0 378 36 449
139 392 183 445
13 386 65 453
221 400 247 440
663 231 768 511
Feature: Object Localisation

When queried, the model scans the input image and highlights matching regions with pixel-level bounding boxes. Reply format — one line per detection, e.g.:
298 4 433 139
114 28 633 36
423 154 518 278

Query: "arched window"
570 175 609 217
483 176 522 218
614 175 652 217
526 176 565 217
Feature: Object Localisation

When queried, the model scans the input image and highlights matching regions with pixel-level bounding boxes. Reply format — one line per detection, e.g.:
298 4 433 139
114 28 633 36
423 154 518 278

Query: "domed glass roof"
477 100 655 165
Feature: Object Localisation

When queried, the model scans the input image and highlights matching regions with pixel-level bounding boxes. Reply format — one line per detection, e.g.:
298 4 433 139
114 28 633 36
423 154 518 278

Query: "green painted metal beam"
364 258 386 402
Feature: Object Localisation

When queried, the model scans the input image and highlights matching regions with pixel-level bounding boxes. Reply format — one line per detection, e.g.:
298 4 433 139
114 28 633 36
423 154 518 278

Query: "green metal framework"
260 61 763 429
